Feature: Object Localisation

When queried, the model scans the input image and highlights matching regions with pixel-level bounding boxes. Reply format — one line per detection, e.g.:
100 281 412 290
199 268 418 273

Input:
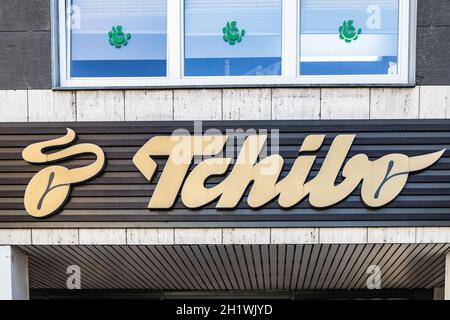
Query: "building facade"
1 0 450 300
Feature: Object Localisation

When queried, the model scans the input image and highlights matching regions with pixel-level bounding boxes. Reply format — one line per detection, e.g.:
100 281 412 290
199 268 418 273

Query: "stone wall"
1 87 450 122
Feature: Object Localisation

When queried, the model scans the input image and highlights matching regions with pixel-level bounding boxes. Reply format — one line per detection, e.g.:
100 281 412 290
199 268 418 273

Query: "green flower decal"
223 21 245 45
339 20 362 43
108 25 131 48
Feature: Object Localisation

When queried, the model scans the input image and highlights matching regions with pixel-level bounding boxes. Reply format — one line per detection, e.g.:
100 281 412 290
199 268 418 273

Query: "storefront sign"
22 129 105 218
132 134 443 210
1 120 449 226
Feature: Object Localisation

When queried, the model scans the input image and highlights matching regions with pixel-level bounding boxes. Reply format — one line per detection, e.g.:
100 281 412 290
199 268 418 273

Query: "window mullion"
59 0 69 86
167 0 182 80
283 0 299 80
407 0 417 85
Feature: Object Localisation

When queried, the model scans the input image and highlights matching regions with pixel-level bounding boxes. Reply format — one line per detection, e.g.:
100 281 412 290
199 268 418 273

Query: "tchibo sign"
1 120 449 227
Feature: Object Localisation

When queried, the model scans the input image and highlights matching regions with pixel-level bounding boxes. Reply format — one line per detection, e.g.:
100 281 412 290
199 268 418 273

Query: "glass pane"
300 0 399 76
69 0 167 78
184 0 282 77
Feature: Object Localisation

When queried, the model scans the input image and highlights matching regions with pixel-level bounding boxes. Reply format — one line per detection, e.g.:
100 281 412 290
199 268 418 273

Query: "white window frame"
55 0 416 88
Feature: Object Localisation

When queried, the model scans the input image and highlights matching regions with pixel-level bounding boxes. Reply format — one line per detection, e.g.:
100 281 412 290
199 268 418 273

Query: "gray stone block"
0 0 50 31
416 26 450 85
0 31 51 89
417 0 450 27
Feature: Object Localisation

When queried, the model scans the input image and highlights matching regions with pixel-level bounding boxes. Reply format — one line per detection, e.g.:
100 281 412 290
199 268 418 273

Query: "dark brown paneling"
1 120 450 226
18 244 449 291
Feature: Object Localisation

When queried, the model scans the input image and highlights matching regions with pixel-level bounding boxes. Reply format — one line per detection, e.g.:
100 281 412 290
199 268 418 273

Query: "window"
184 0 282 77
300 0 400 76
56 0 415 87
67 0 167 78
